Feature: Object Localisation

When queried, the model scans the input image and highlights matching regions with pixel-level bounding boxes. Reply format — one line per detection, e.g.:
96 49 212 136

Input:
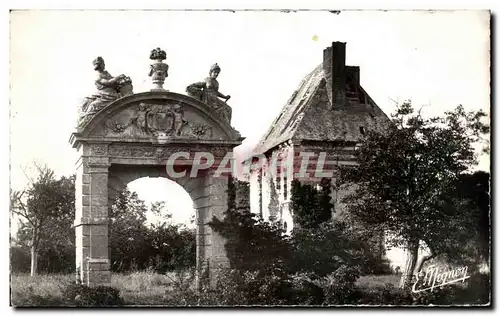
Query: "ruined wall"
249 170 260 215
234 180 250 210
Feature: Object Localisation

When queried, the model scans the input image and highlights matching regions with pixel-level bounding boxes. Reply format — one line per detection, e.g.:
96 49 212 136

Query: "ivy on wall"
209 179 290 272
258 172 263 217
268 177 280 222
227 176 250 212
290 178 334 229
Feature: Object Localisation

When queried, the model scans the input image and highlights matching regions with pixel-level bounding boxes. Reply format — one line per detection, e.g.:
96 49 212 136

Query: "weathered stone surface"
86 271 112 285
90 174 108 194
82 174 91 184
78 56 133 127
194 196 211 209
90 205 108 218
81 184 90 195
72 89 243 287
186 63 232 123
149 48 169 90
88 156 111 166
82 195 90 206
89 144 109 156
90 195 108 207
89 245 109 258
94 101 228 141
74 217 109 226
88 236 108 248
90 225 108 236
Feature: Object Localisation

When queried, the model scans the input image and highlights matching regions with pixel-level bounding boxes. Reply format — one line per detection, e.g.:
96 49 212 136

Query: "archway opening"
108 176 196 274
128 177 196 228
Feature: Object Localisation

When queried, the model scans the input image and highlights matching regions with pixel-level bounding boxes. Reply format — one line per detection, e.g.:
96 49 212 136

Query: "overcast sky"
9 10 490 225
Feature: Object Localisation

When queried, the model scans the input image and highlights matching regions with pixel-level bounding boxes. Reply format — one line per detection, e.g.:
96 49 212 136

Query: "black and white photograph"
8 7 491 307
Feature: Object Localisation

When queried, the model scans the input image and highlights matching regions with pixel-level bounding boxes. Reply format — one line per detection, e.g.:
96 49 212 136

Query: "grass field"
10 271 402 306
10 270 198 306
356 274 400 289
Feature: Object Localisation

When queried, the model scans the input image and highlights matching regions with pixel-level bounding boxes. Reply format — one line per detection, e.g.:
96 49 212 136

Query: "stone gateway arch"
70 90 244 286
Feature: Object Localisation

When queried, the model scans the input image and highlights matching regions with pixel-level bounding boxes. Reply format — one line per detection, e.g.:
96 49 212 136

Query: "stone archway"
70 91 244 286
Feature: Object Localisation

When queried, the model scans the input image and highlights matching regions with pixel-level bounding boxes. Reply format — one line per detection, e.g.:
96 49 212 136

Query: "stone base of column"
85 258 111 286
196 259 210 290
195 258 230 290
208 256 230 288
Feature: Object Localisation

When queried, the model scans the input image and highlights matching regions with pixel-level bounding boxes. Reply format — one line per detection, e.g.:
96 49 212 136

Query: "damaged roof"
250 45 391 157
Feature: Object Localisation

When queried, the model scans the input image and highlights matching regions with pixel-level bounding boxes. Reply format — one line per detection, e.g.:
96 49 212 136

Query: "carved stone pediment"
95 101 221 140
72 91 244 150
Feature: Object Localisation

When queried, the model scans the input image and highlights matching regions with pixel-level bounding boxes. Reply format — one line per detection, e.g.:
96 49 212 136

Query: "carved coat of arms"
135 103 186 136
105 102 213 138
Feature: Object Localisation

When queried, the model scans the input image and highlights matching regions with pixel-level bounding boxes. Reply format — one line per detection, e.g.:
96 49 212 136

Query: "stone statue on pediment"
186 63 232 123
78 57 133 126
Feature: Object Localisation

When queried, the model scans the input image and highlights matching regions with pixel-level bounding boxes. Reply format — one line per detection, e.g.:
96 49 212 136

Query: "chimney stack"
346 66 360 98
323 42 346 106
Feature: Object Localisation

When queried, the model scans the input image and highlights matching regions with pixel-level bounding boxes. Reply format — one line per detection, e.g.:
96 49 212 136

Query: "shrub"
10 246 31 273
290 272 325 305
208 208 292 274
323 265 361 305
353 273 491 306
462 272 490 305
62 284 123 306
209 269 252 305
356 284 412 305
186 267 297 306
216 268 295 305
290 222 370 277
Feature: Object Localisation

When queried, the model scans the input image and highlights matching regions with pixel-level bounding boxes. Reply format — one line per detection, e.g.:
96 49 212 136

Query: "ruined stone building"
245 42 391 236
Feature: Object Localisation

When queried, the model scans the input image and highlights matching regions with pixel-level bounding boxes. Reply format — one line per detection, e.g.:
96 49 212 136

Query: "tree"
14 174 76 273
147 200 195 272
145 222 196 272
340 102 489 288
109 188 150 271
452 171 490 268
109 189 196 272
10 165 75 276
149 201 173 224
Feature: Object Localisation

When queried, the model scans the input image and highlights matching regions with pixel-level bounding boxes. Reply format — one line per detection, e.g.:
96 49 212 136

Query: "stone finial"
148 47 169 90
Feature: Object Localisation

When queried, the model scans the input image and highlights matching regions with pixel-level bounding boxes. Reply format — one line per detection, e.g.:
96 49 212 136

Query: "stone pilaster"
189 181 210 289
190 169 230 288
204 170 230 286
74 152 111 286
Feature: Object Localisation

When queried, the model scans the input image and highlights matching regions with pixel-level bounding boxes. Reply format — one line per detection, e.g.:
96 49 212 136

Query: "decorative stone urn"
148 47 169 90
